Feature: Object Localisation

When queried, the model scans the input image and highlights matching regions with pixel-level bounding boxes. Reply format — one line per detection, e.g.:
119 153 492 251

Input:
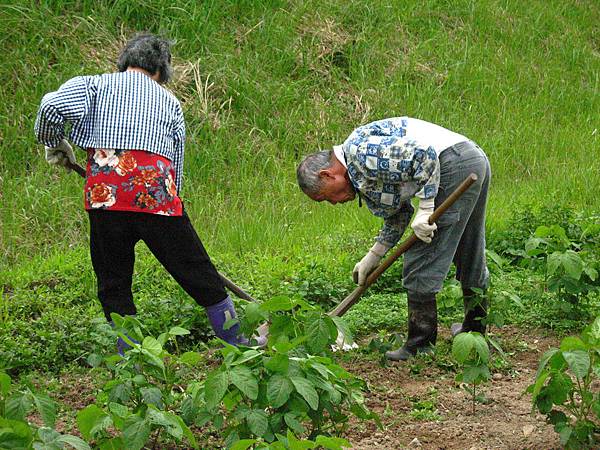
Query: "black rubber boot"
451 288 488 337
386 292 437 361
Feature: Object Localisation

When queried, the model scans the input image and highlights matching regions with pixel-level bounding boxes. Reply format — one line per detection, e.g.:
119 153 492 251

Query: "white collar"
333 145 347 167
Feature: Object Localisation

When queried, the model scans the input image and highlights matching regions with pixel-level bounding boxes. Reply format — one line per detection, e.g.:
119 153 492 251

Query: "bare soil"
343 325 562 450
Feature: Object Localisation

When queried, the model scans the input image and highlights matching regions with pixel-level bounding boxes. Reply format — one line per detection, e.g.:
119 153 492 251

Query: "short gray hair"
296 150 334 196
117 33 173 83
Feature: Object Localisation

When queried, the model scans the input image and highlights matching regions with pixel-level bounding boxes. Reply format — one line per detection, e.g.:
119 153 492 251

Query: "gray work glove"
353 241 390 285
45 139 76 167
411 198 437 243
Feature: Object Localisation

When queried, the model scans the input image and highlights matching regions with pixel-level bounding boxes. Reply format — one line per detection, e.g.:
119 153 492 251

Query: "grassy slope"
1 0 598 267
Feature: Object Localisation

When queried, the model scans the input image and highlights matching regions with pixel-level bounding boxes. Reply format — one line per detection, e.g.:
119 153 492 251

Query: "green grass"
1 0 599 268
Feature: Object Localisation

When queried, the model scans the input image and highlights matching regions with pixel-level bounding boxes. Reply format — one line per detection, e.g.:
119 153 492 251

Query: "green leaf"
77 404 112 440
231 350 262 366
0 418 33 449
230 365 259 400
452 333 476 363
589 317 600 340
0 372 10 397
307 316 335 353
97 437 125 450
260 296 296 312
559 336 587 352
168 326 190 336
229 439 258 450
56 434 92 450
5 393 33 421
147 408 183 440
265 353 290 373
283 413 306 435
331 316 354 344
86 353 103 368
561 250 584 280
141 336 162 355
122 415 151 450
31 392 57 428
267 374 294 408
290 376 319 410
178 351 203 366
246 409 269 437
204 370 229 410
472 334 490 363
545 373 573 405
315 435 351 450
140 387 163 408
286 429 315 450
563 350 590 378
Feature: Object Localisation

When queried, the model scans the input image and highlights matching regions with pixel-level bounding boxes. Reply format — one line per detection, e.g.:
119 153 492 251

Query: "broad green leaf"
265 353 290 373
97 437 125 450
0 417 33 449
331 316 353 344
57 434 92 450
179 351 203 366
246 409 269 437
589 316 600 340
559 336 587 352
290 376 319 410
472 334 490 363
231 350 262 366
452 333 475 363
77 404 112 440
229 439 258 450
147 408 183 440
260 296 296 312
5 393 33 421
204 370 229 410
545 373 573 405
267 374 294 408
535 348 559 379
286 429 315 450
563 350 590 378
307 317 334 353
230 365 259 400
140 387 163 408
31 392 56 428
315 435 351 450
168 326 190 336
141 336 162 355
122 415 151 450
283 413 306 435
173 414 198 449
140 349 165 371
0 372 11 396
86 353 103 368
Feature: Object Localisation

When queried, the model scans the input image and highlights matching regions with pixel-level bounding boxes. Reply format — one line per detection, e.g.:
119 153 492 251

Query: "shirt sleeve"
375 200 414 248
34 76 96 148
171 102 186 193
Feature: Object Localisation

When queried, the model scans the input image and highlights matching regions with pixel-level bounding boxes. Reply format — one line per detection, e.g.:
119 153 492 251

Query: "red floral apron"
84 149 183 216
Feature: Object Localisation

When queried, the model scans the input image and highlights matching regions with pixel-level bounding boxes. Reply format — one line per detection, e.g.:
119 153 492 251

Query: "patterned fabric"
34 71 185 192
341 117 467 247
84 149 182 216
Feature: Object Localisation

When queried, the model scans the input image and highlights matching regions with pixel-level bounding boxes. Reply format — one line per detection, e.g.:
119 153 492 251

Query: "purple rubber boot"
205 296 248 346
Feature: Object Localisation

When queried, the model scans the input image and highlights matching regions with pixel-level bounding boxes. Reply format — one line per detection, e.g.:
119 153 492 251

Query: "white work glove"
45 139 76 167
353 241 390 286
411 198 437 244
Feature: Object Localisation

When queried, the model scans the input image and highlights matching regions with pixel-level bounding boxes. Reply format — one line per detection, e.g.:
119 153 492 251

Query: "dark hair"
117 33 172 83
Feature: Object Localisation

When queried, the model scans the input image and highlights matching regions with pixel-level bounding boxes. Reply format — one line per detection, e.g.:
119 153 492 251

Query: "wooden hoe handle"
328 173 479 318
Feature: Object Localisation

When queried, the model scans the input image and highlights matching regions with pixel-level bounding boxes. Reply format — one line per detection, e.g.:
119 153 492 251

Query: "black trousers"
88 210 227 321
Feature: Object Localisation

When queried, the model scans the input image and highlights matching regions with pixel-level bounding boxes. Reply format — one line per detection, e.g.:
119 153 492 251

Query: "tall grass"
1 0 598 268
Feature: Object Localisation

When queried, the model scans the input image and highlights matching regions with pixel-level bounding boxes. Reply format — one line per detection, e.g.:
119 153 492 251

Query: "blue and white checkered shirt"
341 117 467 247
35 71 186 192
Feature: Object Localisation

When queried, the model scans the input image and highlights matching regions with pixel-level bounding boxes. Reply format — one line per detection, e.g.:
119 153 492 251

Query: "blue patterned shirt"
35 71 186 192
341 117 467 247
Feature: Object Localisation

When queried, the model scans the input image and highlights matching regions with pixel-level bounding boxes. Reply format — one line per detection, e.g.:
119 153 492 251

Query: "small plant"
527 316 600 449
76 314 201 450
0 370 90 449
189 295 380 447
452 332 491 414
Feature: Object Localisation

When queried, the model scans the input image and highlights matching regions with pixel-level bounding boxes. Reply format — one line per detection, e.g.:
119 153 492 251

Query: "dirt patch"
343 325 562 449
